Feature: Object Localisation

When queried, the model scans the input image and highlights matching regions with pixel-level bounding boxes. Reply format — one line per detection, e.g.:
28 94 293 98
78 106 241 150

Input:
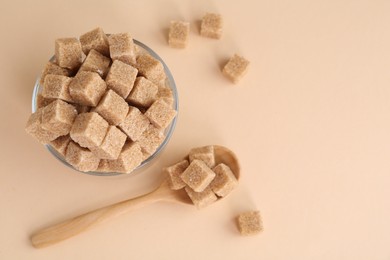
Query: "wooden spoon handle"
31 192 158 248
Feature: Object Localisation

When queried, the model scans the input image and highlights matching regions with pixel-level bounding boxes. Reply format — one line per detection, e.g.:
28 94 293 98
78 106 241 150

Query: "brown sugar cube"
144 98 177 129
126 77 158 108
69 71 107 106
55 38 83 70
106 141 143 173
36 94 54 109
96 159 111 173
79 27 109 56
222 54 250 84
137 124 165 155
118 106 149 141
93 89 129 125
210 163 238 197
105 60 138 98
136 54 166 85
25 108 59 144
185 186 218 209
41 99 77 136
237 211 263 236
168 21 190 48
157 85 174 107
65 141 100 172
200 13 223 39
70 112 109 148
189 145 215 168
42 74 73 102
50 135 71 157
108 33 136 66
78 49 111 78
40 61 71 86
181 159 216 192
165 160 189 190
90 126 127 160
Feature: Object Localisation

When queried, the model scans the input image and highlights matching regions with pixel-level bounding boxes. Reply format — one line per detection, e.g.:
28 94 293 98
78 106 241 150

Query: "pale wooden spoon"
31 145 240 248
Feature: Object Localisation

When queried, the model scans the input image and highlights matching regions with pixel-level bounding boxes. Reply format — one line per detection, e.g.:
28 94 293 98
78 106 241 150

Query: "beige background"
1 0 390 259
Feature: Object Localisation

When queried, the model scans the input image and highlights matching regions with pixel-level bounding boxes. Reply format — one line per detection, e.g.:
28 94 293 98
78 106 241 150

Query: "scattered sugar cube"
50 135 71 157
40 61 71 86
79 27 110 56
136 54 166 85
222 54 250 83
36 94 54 109
42 74 73 102
137 124 165 155
78 49 111 78
25 108 59 144
165 160 189 190
69 71 107 106
181 159 216 192
157 85 174 107
119 106 149 141
237 211 263 236
105 60 138 98
168 21 190 48
185 186 218 209
55 38 83 70
108 33 136 65
144 98 176 129
65 141 100 172
126 77 158 108
70 112 109 148
106 141 143 173
90 126 127 160
200 13 223 39
210 163 238 197
189 145 215 168
41 100 77 136
93 89 129 125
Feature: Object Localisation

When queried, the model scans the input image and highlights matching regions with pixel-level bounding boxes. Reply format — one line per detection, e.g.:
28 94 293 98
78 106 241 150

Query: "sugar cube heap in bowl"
26 27 177 174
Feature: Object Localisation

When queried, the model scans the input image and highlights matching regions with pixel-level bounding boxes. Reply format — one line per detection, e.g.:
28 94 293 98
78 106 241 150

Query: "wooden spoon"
31 145 240 248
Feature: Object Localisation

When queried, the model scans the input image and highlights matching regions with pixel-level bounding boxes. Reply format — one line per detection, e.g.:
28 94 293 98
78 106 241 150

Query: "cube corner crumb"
79 27 110 56
185 186 218 209
41 99 78 136
105 60 138 98
78 49 111 78
108 33 136 65
94 89 129 125
90 125 127 160
25 108 59 144
119 106 150 141
136 54 166 85
200 13 223 39
168 21 190 48
189 145 215 168
55 38 83 70
222 54 250 84
210 163 238 197
106 141 143 173
69 71 107 106
237 211 263 236
50 135 71 157
166 160 189 190
181 159 216 192
65 141 100 172
42 74 73 102
126 77 158 108
144 98 177 129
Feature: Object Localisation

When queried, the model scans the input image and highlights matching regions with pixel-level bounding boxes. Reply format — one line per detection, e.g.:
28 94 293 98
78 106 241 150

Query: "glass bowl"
32 40 178 176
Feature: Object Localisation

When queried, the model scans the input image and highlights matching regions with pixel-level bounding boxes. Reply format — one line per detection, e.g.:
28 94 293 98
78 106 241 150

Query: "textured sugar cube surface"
168 21 190 48
25 108 59 143
185 186 218 209
50 135 71 157
65 141 100 172
166 160 189 190
69 71 107 106
119 106 149 141
237 211 263 236
42 74 73 102
78 49 111 78
79 27 109 56
93 89 129 125
136 54 166 85
106 141 143 173
90 126 127 160
210 163 238 197
157 85 174 107
126 77 158 107
36 94 54 109
145 98 176 129
137 124 164 155
40 61 71 85
106 60 138 98
55 38 83 70
41 99 77 136
96 159 111 173
222 54 250 83
200 13 223 39
181 159 216 192
108 33 136 65
70 112 109 148
189 145 215 168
